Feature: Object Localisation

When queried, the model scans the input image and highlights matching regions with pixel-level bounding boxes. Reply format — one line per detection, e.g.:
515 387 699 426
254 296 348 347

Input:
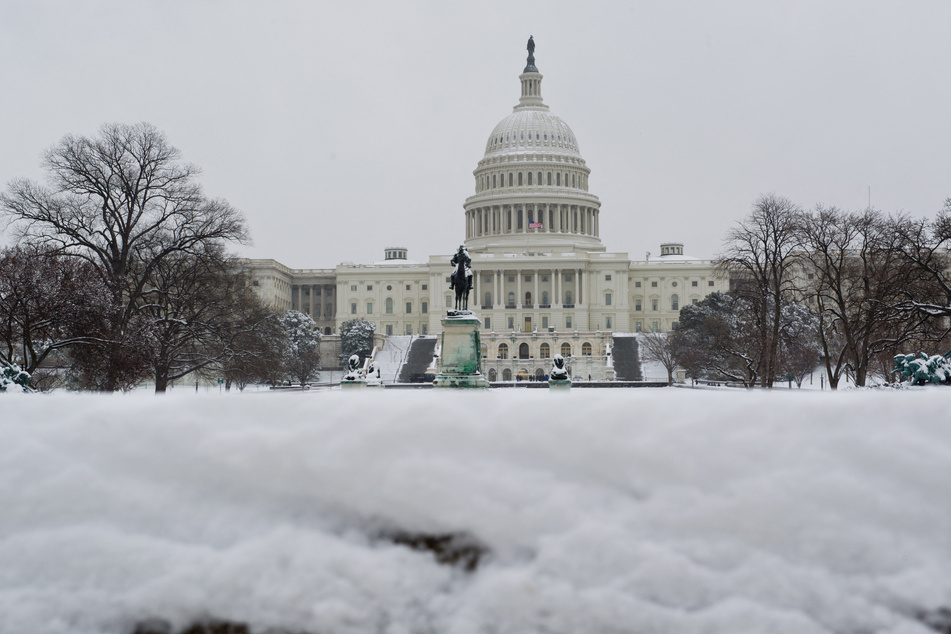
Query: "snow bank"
2 389 950 634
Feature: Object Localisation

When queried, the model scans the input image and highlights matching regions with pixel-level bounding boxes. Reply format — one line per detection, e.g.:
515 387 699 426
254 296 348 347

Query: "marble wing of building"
244 44 727 380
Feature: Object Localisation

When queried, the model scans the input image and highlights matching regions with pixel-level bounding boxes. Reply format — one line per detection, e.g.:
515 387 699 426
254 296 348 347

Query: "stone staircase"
397 337 438 383
610 335 643 381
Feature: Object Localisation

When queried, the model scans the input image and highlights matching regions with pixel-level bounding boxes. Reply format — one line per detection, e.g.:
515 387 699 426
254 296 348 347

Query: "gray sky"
2 1 949 268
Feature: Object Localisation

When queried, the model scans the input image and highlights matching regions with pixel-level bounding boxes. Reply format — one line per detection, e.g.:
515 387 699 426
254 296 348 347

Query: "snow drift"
2 388 950 634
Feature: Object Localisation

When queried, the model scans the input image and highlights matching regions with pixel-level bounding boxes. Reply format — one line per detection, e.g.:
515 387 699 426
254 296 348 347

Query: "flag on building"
529 222 543 228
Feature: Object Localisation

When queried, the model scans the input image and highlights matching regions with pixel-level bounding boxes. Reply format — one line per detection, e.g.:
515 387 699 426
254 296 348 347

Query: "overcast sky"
2 1 949 268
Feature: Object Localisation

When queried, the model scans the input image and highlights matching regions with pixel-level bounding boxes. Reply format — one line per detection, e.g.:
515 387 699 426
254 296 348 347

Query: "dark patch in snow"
920 607 951 633
134 619 289 634
381 529 488 572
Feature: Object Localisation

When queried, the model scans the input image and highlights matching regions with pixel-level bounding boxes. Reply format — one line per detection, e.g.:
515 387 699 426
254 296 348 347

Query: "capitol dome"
464 47 603 254
483 110 582 160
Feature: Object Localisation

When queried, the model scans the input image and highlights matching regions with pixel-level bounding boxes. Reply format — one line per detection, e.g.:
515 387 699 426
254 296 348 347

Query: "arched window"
524 291 532 306
556 173 561 186
572 174 576 187
518 172 523 186
542 291 549 306
507 292 515 307
537 172 542 185
489 368 498 381
498 343 509 359
508 173 513 187
385 298 393 314
547 172 552 185
527 172 532 186
535 368 545 379
671 294 679 311
561 343 572 357
324 327 331 335
502 368 512 381
565 290 572 305
484 292 492 307
582 342 592 356
540 343 551 358
492 174 496 188
519 343 530 359
481 344 487 358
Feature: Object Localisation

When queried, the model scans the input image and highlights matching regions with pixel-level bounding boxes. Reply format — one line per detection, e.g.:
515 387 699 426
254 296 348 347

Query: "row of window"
489 368 549 381
490 131 574 147
479 170 586 191
634 295 684 311
492 341 593 359
352 299 430 315
470 290 615 307
349 284 429 291
634 280 714 288
482 315 614 332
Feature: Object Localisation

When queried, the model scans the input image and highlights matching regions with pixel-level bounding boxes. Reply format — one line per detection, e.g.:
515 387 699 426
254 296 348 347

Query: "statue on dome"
449 244 473 312
524 35 537 73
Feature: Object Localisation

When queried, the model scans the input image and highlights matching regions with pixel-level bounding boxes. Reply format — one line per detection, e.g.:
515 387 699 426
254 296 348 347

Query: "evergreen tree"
279 311 321 386
340 319 375 364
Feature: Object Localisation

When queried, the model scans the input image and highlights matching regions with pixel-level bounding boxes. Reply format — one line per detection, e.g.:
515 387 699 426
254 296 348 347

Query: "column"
556 269 562 307
309 285 315 316
495 270 502 308
517 270 522 308
578 269 585 307
533 270 539 308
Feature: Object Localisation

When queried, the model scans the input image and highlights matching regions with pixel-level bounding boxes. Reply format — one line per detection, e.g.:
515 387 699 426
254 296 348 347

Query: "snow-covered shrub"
279 310 321 386
0 362 33 393
893 351 951 386
340 319 375 364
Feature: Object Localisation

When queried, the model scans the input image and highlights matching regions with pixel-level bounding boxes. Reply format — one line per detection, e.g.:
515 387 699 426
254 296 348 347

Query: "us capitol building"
245 42 727 380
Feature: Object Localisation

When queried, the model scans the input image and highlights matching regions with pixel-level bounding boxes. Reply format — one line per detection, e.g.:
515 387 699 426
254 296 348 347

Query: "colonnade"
465 203 599 240
470 267 590 310
291 284 335 319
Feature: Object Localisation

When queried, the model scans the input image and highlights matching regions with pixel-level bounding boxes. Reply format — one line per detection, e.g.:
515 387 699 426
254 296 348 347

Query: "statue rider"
450 244 472 294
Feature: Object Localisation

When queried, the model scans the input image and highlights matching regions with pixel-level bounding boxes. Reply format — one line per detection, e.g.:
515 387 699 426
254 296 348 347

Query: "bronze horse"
450 260 472 311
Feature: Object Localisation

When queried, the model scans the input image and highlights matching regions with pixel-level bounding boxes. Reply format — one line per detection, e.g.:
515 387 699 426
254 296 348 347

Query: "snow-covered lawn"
2 388 950 634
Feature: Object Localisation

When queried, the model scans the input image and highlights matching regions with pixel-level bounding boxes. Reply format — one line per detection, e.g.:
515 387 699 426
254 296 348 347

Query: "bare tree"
0 246 113 379
720 194 803 387
638 331 677 386
1 122 247 391
798 207 928 387
144 250 274 393
893 198 951 324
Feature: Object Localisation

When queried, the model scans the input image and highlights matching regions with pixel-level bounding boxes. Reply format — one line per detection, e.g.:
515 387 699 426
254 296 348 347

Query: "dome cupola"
464 39 603 254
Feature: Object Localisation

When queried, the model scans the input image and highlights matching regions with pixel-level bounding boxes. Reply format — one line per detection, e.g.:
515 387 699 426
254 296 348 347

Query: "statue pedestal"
548 378 572 391
341 379 366 390
433 313 489 389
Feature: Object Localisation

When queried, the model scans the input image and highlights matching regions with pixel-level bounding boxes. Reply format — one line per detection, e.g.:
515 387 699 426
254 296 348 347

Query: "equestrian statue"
449 244 473 312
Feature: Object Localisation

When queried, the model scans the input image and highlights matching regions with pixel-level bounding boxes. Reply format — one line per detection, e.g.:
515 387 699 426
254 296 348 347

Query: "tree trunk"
154 367 169 393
